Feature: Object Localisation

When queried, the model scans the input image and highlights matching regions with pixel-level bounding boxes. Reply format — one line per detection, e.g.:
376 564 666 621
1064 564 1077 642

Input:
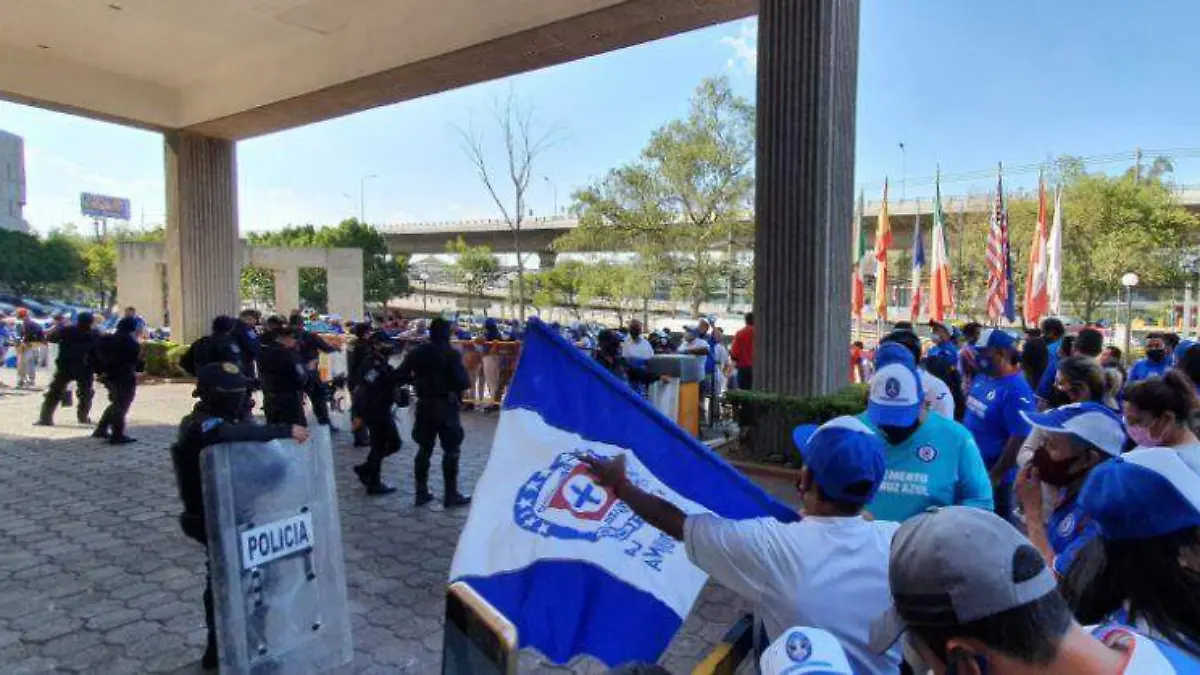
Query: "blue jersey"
1128 358 1170 384
964 373 1036 469
1047 492 1100 577
859 413 994 523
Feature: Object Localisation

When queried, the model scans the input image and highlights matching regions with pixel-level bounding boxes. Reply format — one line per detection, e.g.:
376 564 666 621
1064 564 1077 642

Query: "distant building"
0 130 29 233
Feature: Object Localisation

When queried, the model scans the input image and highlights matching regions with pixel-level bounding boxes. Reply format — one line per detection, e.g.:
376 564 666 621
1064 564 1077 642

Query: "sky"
4 0 1200 236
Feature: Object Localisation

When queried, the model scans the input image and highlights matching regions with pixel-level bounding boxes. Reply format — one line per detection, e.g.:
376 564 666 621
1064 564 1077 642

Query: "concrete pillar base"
164 131 240 344
273 267 300 315
326 249 365 321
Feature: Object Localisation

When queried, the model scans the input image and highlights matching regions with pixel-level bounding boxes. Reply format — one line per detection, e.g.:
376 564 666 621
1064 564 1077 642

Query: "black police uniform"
353 342 403 495
170 362 294 669
232 320 260 383
397 333 471 506
257 336 308 426
38 321 99 424
296 328 337 426
180 332 242 377
94 325 143 443
345 334 370 447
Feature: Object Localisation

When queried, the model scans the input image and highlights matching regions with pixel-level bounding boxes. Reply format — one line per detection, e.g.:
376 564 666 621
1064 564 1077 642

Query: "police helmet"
196 362 249 395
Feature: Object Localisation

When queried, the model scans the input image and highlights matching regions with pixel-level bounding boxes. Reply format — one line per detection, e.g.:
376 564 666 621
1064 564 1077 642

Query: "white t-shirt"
1132 441 1200 477
684 514 903 675
714 343 731 369
920 369 955 419
678 337 710 369
1088 624 1200 673
622 337 654 361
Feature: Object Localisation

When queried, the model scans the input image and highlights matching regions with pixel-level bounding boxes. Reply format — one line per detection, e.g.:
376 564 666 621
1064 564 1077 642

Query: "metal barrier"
442 582 518 675
691 614 756 675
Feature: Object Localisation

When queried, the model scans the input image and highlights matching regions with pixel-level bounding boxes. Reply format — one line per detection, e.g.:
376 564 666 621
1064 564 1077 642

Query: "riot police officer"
36 312 99 426
290 314 337 428
397 318 472 507
353 332 404 495
257 325 308 426
179 316 242 376
233 309 261 382
170 361 308 670
345 322 372 447
93 317 143 444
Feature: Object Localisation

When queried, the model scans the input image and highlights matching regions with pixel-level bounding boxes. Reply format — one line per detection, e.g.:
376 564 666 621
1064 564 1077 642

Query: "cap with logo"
1080 447 1200 541
867 344 924 428
1020 402 1127 457
869 506 1058 654
977 328 1017 352
791 416 886 505
760 626 853 675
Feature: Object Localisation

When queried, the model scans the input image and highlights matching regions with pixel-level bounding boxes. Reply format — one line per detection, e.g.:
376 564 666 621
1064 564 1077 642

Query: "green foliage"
558 76 754 315
533 261 588 319
165 344 191 379
446 237 501 304
240 267 275 307
0 229 84 296
578 262 652 324
140 340 182 378
727 385 869 463
247 219 409 311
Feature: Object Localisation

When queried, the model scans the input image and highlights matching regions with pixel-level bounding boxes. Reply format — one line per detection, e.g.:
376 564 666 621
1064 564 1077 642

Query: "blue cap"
867 359 924 428
1080 448 1200 541
791 416 886 505
978 328 1017 351
874 342 916 369
1175 339 1195 363
1020 402 1127 457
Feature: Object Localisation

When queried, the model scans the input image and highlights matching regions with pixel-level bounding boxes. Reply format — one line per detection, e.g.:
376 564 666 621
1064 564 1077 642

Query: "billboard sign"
80 193 131 220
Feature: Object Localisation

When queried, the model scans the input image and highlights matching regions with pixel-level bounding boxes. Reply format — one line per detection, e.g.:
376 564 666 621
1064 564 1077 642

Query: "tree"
580 262 652 325
558 76 755 316
241 267 275 309
447 237 501 313
0 229 83 296
456 87 559 322
533 261 588 320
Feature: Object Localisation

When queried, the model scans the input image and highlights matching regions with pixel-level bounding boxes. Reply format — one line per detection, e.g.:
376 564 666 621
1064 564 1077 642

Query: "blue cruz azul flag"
450 318 796 667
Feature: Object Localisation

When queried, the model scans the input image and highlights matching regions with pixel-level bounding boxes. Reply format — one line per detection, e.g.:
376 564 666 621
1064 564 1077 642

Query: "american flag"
986 165 1014 322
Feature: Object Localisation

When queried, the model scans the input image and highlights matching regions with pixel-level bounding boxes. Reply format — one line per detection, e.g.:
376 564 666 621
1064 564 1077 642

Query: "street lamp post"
360 174 378 224
419 271 430 314
543 176 557 216
1122 272 1140 367
464 272 475 314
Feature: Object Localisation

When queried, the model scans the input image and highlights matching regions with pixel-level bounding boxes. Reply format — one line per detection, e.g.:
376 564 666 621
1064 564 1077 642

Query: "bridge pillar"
326 248 365 321
272 267 300 315
164 131 240 344
754 0 858 401
539 250 558 270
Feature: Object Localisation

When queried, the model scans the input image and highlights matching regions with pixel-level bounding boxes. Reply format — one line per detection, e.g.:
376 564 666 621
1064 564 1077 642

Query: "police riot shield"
202 425 352 674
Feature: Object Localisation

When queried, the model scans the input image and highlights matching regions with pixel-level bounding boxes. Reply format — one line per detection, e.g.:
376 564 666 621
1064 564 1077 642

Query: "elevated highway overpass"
380 187 1200 257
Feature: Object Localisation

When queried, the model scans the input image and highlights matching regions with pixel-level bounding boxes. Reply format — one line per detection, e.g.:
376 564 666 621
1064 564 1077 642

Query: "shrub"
727 384 868 464
140 340 181 378
166 344 191 379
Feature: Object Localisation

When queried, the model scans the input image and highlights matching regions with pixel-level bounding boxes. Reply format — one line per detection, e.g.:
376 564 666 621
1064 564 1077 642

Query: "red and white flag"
986 164 1014 323
909 200 925 321
1023 172 1050 325
1046 186 1064 316
928 170 955 321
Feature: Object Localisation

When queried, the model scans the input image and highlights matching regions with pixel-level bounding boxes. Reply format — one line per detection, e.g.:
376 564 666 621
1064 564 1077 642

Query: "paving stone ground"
0 371 790 674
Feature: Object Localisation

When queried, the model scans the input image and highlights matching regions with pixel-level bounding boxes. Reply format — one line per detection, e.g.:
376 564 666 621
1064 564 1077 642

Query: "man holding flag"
449 319 901 672
583 417 902 674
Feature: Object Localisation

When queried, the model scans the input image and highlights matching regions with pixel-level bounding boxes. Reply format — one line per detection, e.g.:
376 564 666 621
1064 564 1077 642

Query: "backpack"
21 319 44 344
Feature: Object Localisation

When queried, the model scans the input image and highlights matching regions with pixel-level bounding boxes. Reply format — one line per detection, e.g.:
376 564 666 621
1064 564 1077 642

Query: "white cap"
760 627 853 675
868 362 924 427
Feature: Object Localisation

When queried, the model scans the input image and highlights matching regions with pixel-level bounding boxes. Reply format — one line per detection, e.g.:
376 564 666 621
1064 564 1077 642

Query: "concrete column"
115 242 167 327
754 0 860 397
164 131 240 344
326 248 364 321
273 267 300 315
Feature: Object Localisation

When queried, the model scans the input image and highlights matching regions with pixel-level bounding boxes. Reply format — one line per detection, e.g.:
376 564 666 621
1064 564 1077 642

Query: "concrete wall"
117 242 365 330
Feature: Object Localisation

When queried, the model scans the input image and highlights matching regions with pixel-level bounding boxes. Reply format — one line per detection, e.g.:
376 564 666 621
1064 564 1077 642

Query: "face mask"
1147 349 1166 362
1031 446 1085 487
879 423 920 445
1127 421 1165 448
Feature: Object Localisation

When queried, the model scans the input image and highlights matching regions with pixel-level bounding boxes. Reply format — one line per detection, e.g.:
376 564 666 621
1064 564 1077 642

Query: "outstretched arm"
581 454 685 541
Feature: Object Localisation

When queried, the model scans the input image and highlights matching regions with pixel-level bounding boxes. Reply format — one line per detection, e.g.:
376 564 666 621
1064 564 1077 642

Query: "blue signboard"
80 193 131 220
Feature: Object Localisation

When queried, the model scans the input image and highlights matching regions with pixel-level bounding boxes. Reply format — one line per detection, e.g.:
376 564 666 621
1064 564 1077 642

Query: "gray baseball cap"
869 506 1058 653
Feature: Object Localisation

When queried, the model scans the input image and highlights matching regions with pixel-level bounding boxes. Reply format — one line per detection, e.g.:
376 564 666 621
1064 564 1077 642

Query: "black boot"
352 424 369 447
443 461 471 508
201 644 218 670
415 446 434 506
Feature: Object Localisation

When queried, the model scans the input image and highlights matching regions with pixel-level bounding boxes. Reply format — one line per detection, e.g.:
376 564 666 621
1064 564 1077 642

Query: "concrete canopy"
0 0 753 140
